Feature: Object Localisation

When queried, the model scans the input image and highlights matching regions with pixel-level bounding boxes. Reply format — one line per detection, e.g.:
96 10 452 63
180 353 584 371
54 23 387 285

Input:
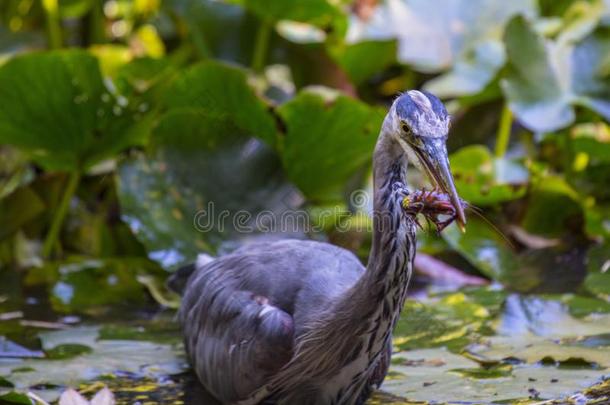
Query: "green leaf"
0 391 31 404
0 327 185 402
502 16 610 132
442 217 518 284
241 0 342 26
59 0 93 18
330 40 397 85
584 272 610 298
384 346 607 403
0 187 45 241
347 0 536 97
163 61 277 146
425 39 506 98
277 89 385 200
521 176 582 237
0 50 149 171
45 344 92 360
117 111 301 266
450 145 528 206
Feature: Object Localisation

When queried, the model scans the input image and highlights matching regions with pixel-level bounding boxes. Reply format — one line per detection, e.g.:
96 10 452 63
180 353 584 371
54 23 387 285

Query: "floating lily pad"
0 327 186 403
382 347 608 403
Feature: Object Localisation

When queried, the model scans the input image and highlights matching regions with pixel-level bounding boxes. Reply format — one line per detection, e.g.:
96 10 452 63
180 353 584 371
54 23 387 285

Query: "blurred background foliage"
0 0 608 307
1 0 610 403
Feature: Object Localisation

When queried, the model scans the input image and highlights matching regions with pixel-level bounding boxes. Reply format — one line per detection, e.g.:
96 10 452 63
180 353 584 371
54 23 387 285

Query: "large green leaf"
330 40 398 85
502 16 610 132
277 89 385 200
117 110 302 267
347 0 536 97
163 61 277 146
0 50 149 171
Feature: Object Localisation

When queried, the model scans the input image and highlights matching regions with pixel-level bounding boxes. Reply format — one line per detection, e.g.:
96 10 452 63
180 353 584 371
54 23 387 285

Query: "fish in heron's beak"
411 136 467 232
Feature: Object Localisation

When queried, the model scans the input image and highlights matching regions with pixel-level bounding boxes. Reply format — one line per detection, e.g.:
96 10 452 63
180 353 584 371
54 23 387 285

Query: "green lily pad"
393 292 494 353
502 16 610 132
0 50 149 171
330 40 398 85
278 89 385 201
0 327 186 403
117 110 302 266
382 347 607 403
163 60 277 146
449 364 513 379
450 145 528 206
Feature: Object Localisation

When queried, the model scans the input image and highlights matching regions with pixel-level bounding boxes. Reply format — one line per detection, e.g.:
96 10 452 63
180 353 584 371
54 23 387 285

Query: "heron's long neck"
355 129 415 325
331 129 416 353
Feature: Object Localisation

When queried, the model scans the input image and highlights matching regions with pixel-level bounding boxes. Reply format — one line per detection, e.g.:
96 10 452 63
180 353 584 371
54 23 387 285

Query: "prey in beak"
393 90 466 232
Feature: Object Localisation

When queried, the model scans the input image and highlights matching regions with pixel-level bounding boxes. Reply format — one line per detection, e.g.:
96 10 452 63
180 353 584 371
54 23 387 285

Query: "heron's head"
388 90 466 230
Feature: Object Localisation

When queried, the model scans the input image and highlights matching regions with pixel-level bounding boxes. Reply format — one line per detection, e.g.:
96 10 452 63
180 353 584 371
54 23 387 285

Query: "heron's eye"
401 123 411 135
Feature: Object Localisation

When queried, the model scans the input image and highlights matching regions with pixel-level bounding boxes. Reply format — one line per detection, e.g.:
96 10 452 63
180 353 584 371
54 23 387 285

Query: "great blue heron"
170 90 466 405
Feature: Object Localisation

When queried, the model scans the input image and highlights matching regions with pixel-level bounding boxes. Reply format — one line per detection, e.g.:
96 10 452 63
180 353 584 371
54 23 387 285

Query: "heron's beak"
412 137 467 232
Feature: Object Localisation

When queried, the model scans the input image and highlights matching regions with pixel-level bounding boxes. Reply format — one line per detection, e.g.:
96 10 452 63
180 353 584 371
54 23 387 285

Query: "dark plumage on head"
394 90 450 139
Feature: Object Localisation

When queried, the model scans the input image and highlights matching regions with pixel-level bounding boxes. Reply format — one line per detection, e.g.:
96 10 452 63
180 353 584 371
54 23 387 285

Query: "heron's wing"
180 258 294 403
178 239 365 403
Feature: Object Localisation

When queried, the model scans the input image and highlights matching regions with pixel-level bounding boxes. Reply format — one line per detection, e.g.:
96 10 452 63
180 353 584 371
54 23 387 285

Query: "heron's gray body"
177 90 456 405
